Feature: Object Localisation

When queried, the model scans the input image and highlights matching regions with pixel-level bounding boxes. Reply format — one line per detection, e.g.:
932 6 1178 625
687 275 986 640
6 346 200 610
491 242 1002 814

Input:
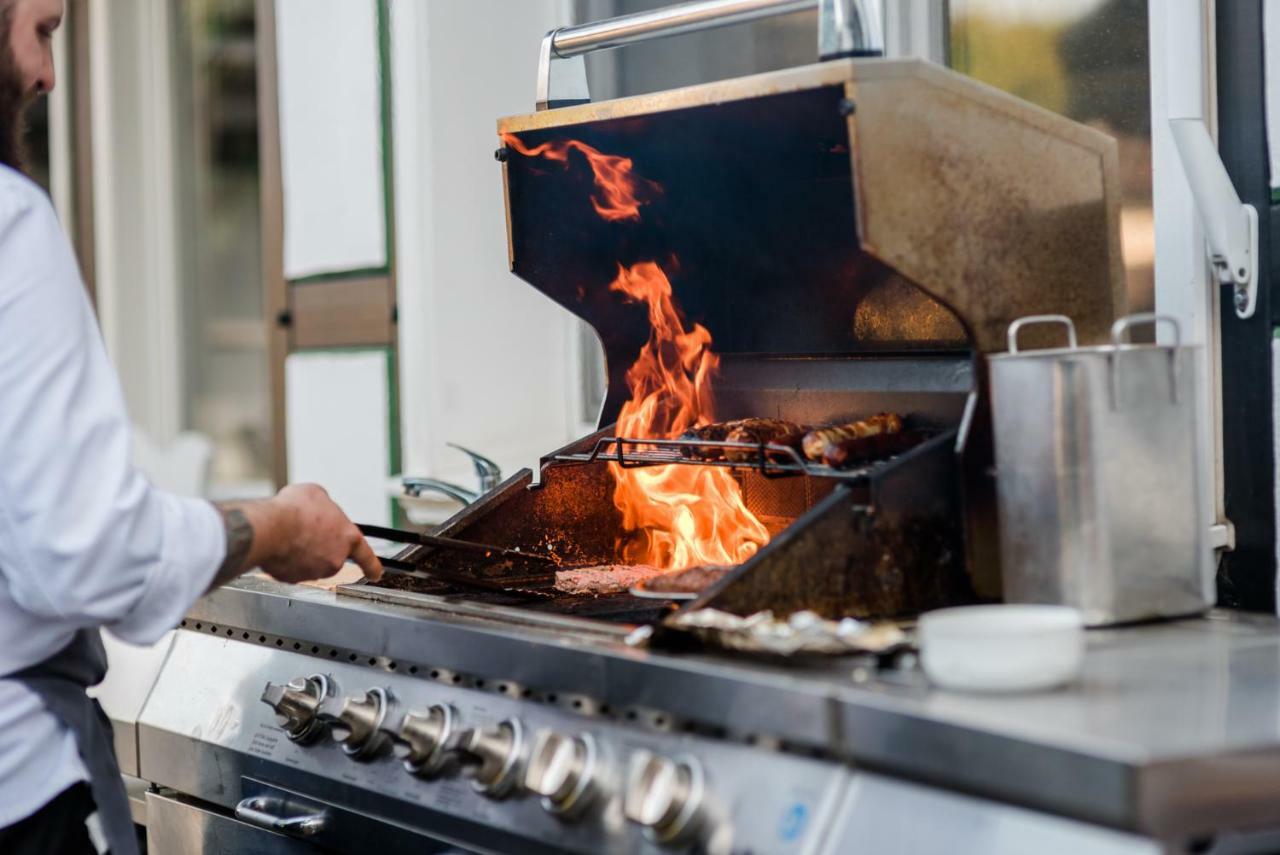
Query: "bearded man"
0 2 383 853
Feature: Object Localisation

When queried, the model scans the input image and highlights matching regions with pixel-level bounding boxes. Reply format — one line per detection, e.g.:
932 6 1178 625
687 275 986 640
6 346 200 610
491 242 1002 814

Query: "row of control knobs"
261 675 705 842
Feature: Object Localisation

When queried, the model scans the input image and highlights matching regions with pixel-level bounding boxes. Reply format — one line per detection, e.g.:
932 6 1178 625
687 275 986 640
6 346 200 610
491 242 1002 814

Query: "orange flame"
501 132 659 222
505 132 769 570
608 261 770 570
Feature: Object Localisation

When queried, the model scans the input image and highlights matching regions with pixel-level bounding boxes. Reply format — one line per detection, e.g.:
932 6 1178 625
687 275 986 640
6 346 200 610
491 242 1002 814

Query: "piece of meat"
679 422 736 460
802 412 904 461
822 429 923 469
723 419 805 463
554 564 664 595
681 418 805 462
636 564 734 594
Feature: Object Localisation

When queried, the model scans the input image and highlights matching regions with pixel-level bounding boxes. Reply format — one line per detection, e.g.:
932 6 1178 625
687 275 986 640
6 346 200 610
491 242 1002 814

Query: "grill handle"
536 0 884 110
235 795 329 838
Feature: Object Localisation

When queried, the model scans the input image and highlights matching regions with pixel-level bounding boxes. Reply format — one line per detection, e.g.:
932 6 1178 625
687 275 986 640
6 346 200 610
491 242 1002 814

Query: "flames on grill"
608 261 771 569
500 134 659 222
503 133 770 571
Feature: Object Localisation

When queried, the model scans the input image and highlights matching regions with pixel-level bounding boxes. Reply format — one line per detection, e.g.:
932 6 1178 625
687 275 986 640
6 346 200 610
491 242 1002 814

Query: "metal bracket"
818 0 884 59
1170 117 1259 319
536 29 590 112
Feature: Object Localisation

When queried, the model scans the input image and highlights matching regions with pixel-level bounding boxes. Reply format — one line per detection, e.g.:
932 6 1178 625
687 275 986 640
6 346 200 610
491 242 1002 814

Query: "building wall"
88 0 184 445
390 0 584 487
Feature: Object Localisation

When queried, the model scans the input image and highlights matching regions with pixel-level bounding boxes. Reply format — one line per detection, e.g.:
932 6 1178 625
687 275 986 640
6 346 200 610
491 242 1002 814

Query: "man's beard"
0 9 33 174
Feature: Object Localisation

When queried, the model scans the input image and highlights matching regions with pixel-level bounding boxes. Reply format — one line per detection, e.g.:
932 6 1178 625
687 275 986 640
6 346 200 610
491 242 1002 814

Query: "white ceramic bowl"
918 605 1085 693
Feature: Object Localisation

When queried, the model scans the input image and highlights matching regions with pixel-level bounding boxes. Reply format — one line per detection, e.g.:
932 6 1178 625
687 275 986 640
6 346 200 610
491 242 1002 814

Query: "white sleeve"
0 175 227 645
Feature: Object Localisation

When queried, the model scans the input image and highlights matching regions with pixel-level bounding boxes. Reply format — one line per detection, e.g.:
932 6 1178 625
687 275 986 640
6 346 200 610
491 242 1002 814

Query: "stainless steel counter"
180 578 1280 842
845 614 1280 835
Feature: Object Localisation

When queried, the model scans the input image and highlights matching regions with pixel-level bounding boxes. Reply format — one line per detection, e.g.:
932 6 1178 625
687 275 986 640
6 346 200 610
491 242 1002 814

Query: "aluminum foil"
629 608 907 656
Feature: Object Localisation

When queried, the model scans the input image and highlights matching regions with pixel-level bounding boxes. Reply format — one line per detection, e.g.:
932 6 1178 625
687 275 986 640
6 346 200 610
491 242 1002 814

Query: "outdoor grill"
345 57 1125 629
125 12 1170 854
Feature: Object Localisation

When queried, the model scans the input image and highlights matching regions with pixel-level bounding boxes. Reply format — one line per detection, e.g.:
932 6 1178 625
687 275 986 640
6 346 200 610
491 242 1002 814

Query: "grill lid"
498 59 1125 423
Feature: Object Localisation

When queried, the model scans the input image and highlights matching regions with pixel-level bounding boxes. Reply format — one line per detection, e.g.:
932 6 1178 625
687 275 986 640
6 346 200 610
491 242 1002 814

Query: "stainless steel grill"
121 4 1153 852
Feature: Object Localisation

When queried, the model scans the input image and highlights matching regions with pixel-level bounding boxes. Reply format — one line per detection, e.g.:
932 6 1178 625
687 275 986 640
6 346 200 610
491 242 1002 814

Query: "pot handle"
1109 312 1181 347
1108 313 1182 410
1006 315 1078 353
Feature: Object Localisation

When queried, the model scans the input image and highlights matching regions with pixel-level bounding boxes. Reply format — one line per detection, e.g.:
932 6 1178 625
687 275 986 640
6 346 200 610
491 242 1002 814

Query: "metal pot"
988 313 1214 625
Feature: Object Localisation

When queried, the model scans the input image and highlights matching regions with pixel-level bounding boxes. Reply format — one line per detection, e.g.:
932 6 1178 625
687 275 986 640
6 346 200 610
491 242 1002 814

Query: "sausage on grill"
802 412 903 461
822 428 920 469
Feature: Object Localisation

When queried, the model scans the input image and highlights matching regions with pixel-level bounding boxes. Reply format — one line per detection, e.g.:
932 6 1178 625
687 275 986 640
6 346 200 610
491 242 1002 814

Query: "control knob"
390 704 456 776
524 731 601 818
448 719 525 798
623 751 706 845
260 675 332 744
324 688 392 760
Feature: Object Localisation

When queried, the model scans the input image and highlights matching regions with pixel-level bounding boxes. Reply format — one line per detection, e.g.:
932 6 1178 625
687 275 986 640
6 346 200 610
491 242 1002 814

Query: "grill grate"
549 432 929 481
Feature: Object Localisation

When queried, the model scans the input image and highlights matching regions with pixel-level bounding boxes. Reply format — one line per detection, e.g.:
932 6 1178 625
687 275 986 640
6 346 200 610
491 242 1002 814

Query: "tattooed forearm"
210 504 256 590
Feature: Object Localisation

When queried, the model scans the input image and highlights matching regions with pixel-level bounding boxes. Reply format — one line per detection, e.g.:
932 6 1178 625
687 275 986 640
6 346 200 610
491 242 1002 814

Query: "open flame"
608 262 770 570
501 133 660 222
504 133 769 571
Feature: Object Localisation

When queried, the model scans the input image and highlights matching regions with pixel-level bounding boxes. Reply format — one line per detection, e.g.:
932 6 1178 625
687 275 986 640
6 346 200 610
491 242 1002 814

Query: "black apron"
10 629 139 855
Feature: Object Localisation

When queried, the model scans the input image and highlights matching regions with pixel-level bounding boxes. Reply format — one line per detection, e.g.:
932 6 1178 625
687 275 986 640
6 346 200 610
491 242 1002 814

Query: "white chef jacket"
0 165 226 826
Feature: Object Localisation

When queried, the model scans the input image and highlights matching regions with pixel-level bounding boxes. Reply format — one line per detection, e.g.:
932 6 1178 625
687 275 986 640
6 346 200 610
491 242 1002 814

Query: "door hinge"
1170 118 1259 319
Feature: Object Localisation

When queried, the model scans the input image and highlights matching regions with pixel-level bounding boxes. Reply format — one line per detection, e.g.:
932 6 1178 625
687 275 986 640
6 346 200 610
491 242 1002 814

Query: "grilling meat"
635 564 734 595
554 564 663 595
679 413 908 468
822 428 922 469
801 412 903 461
680 418 805 462
724 419 806 463
679 422 736 460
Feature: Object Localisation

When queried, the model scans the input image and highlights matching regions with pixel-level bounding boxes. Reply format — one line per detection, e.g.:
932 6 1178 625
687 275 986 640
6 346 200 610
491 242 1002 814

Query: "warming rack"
547 434 931 481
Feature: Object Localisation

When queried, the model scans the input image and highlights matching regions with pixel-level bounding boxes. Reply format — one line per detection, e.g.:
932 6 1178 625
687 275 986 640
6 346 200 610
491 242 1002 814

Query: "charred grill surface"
370 570 673 623
351 426 970 625
692 430 975 619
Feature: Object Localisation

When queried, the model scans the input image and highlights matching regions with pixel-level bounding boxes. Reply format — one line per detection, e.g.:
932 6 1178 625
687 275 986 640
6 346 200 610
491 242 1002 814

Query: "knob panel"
260 675 332 744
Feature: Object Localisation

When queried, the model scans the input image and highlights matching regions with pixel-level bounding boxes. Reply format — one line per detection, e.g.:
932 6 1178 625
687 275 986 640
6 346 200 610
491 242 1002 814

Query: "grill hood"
498 58 1127 426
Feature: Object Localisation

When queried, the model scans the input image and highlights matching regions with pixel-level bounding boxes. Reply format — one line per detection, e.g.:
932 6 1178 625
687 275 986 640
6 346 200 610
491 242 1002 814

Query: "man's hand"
210 484 383 590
